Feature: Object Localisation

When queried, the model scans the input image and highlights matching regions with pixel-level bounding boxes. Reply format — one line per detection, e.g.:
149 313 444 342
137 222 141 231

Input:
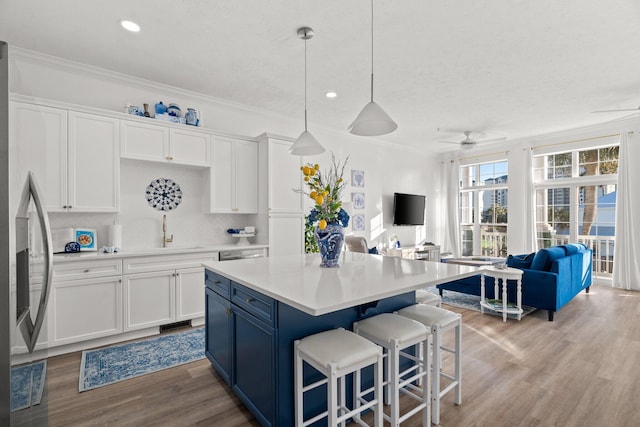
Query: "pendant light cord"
370 0 374 103
304 35 308 131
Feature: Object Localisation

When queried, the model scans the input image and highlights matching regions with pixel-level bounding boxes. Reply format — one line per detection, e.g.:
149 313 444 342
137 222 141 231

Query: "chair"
345 236 368 253
354 313 431 426
415 289 442 307
294 328 384 426
397 304 462 425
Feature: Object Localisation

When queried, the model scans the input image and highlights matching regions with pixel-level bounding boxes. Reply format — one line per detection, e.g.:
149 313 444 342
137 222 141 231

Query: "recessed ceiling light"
120 20 141 33
325 91 337 99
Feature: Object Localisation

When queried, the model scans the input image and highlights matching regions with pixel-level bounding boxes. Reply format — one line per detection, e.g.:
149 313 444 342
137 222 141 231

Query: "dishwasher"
219 248 266 261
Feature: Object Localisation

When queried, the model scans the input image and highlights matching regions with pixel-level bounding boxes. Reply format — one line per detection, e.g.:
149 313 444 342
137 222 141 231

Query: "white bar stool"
397 304 462 425
415 289 442 307
294 327 384 427
354 313 431 426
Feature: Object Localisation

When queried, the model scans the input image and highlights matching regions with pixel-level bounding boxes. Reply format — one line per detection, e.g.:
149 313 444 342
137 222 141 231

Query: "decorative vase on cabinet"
185 108 199 126
314 224 345 268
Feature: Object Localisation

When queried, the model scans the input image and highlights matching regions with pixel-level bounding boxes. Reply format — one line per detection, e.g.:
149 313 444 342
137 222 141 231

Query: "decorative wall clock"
145 178 183 211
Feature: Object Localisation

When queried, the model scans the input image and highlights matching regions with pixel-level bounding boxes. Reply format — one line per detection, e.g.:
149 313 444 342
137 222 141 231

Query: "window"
459 160 508 257
533 144 618 277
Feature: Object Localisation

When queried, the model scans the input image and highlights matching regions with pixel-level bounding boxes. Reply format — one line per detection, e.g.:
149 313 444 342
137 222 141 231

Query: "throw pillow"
506 253 535 269
530 246 566 271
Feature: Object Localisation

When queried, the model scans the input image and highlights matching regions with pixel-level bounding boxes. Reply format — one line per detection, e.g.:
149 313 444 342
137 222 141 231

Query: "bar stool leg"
374 349 384 427
339 371 346 427
389 337 400 426
423 335 432 427
328 362 338 426
294 344 303 427
432 324 441 425
454 320 462 405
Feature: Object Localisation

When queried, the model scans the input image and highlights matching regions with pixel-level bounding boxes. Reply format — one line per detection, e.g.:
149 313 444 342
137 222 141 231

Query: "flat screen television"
393 193 426 226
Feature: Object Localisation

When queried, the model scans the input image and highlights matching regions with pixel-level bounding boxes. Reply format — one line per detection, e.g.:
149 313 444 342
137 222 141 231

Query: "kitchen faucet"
162 214 173 247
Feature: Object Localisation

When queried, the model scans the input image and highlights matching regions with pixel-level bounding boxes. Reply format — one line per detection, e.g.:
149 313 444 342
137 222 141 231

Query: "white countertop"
50 244 269 263
203 252 482 316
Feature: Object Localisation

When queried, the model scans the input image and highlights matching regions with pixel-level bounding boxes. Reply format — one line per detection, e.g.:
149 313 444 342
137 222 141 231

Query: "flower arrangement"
299 154 350 230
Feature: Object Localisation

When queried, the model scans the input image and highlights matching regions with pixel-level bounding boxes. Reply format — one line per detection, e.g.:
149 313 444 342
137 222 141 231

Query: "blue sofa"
437 243 593 321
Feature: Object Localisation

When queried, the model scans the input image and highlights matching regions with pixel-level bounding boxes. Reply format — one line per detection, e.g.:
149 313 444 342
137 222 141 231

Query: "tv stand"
386 245 441 262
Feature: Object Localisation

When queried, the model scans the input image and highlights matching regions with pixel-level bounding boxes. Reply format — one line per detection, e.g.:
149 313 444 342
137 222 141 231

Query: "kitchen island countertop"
203 252 481 316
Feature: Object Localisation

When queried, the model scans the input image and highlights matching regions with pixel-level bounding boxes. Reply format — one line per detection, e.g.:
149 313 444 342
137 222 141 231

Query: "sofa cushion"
530 246 566 271
560 243 587 255
507 253 535 269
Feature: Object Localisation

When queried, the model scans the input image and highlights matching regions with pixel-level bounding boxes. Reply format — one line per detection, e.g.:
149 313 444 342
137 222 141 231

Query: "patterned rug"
423 287 537 319
11 360 47 411
79 327 205 392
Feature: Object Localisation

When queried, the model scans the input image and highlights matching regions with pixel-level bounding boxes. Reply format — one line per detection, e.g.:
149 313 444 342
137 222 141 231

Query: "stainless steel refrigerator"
1 41 54 426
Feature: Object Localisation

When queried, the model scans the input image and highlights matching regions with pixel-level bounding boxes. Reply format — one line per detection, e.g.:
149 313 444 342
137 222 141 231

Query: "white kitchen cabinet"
268 214 305 256
120 119 210 167
11 102 67 210
208 136 258 213
51 276 123 346
123 270 175 331
10 102 119 212
258 134 304 214
67 112 120 211
122 253 215 331
176 267 206 322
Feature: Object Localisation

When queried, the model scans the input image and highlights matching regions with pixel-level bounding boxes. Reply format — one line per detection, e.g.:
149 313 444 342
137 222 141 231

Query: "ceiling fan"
439 131 506 149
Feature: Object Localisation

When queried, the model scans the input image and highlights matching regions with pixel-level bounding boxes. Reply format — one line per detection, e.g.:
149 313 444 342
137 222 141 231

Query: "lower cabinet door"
205 287 232 384
51 276 123 346
232 305 275 427
176 267 205 321
123 271 175 331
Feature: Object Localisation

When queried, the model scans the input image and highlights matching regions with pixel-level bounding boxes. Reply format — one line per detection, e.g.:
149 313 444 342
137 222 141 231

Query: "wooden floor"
12 284 640 426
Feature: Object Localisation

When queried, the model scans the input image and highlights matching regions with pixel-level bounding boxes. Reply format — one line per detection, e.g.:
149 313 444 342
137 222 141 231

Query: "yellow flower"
314 164 320 170
304 176 309 182
303 166 311 176
310 191 317 199
315 195 324 205
318 219 327 230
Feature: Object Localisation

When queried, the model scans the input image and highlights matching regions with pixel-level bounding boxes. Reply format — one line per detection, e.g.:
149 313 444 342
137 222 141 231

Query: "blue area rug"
424 287 536 319
11 360 46 412
79 328 205 392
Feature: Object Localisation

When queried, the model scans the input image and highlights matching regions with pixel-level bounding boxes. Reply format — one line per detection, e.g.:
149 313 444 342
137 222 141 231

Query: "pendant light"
348 0 397 136
289 27 325 156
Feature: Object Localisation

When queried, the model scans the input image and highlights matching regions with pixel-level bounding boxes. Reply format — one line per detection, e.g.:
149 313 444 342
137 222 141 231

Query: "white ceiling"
2 0 640 152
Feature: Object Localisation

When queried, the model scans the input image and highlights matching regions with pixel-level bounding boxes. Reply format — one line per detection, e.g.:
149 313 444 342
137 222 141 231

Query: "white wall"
10 49 438 250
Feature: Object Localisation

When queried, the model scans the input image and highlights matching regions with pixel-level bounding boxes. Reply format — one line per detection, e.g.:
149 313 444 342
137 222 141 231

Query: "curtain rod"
530 133 623 150
440 150 509 164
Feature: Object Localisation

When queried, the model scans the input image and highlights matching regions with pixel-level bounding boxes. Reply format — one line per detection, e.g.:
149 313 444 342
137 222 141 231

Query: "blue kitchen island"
203 253 478 427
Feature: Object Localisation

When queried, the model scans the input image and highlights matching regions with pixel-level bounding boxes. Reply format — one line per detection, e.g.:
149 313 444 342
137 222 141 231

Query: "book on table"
484 298 517 309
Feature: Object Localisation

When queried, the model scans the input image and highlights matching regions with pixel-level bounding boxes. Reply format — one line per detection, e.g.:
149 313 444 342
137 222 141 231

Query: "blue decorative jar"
185 108 199 126
314 223 345 268
155 101 167 115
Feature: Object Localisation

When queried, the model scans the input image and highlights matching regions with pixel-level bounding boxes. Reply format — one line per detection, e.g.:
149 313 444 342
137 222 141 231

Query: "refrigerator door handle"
16 171 53 354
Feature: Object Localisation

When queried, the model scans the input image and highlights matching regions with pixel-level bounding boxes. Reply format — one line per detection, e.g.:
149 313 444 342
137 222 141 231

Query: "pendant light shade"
349 0 397 137
348 101 397 136
289 27 325 156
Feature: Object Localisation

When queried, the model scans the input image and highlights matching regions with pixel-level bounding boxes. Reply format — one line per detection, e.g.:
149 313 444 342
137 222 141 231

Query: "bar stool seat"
354 313 431 426
295 328 384 427
415 289 442 307
397 304 462 425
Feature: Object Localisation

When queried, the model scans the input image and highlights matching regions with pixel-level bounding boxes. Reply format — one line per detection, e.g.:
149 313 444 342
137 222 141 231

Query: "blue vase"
185 108 199 126
155 101 167 115
315 223 345 268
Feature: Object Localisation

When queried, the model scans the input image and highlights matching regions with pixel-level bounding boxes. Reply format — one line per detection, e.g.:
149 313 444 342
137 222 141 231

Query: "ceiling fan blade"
592 108 640 113
476 136 507 145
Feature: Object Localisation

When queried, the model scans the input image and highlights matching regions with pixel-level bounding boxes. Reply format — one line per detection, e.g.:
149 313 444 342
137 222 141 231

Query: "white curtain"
612 131 640 291
441 160 461 257
524 147 538 253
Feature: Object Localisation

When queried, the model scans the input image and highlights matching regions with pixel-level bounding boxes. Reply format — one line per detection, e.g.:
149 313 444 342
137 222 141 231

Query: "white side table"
480 266 524 322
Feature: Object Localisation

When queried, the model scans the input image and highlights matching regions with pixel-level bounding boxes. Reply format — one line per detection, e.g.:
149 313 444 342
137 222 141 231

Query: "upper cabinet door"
209 137 234 213
120 120 170 163
234 140 258 213
68 112 120 212
170 128 210 167
11 102 68 211
268 139 303 213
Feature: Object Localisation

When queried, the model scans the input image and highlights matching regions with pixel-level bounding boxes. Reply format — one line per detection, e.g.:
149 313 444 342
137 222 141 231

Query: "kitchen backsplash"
48 159 259 250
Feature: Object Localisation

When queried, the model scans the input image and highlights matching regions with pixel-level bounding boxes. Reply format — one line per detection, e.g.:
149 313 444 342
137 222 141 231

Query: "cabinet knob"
245 298 254 304
84 269 90 273
225 308 232 316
